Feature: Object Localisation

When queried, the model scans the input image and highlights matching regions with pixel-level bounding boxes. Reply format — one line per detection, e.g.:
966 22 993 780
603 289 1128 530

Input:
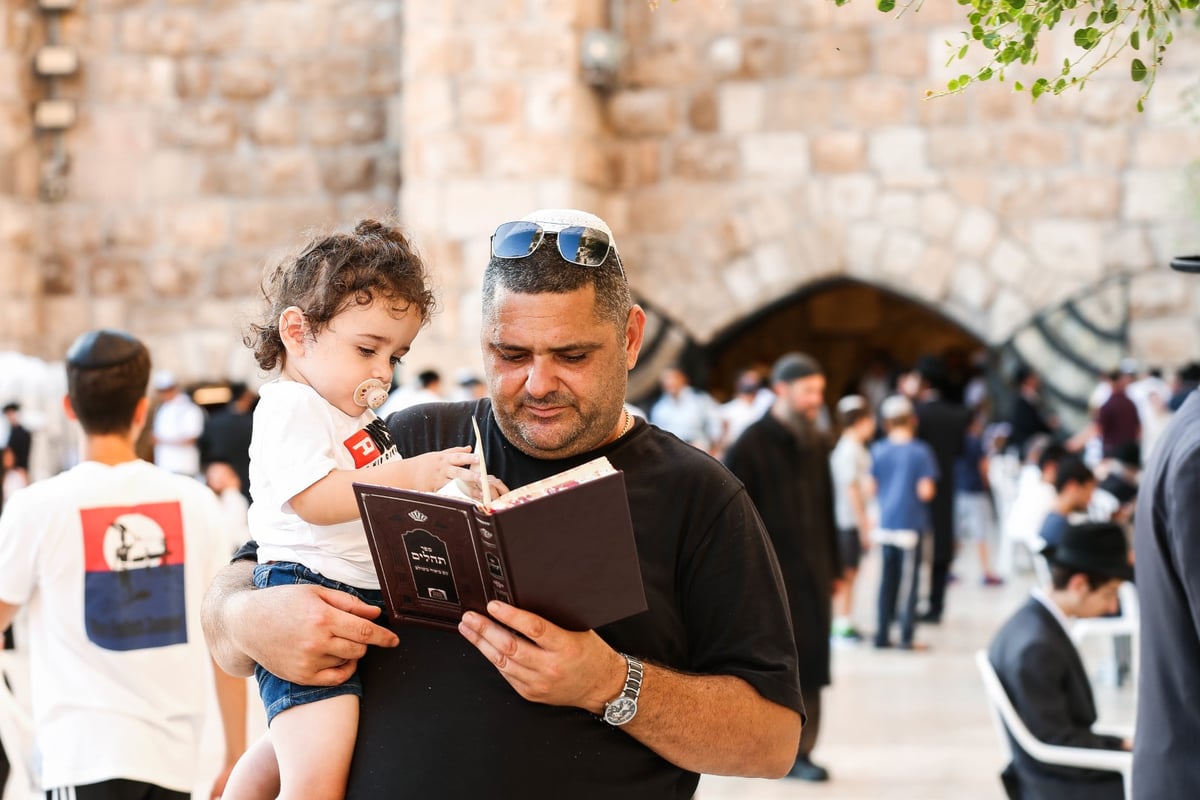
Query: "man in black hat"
725 351 840 782
1132 254 1200 799
988 521 1133 799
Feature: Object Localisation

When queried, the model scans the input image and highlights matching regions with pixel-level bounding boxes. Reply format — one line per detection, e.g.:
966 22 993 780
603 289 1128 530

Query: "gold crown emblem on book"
408 510 428 523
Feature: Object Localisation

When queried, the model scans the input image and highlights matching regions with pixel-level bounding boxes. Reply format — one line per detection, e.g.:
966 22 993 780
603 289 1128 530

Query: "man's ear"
279 306 309 356
624 305 647 371
61 394 77 421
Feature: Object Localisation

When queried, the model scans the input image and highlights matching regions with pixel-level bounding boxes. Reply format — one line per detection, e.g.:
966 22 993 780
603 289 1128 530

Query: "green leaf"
1131 58 1147 81
1086 11 1099 25
1014 80 1024 91
1131 30 1140 50
877 0 896 11
1137 98 1145 112
959 43 970 59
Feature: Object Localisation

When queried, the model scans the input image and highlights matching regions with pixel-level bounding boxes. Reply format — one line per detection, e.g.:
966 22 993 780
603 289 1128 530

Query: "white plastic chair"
1070 582 1139 687
975 650 1131 799
0 650 38 800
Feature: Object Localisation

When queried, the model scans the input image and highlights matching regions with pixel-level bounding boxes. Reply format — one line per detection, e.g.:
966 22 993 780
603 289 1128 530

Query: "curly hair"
246 219 437 371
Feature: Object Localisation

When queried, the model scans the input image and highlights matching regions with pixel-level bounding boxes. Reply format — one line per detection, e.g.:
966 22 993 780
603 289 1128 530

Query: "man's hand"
203 561 399 684
457 601 625 714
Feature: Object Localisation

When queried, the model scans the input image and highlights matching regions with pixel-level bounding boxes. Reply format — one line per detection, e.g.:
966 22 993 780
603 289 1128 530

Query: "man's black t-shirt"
340 400 801 799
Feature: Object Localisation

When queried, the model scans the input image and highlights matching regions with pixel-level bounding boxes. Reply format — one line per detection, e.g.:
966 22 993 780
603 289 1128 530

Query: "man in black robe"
725 352 841 782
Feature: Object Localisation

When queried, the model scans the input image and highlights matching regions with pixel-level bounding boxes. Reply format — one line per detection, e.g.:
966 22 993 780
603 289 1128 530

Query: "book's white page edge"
489 456 617 511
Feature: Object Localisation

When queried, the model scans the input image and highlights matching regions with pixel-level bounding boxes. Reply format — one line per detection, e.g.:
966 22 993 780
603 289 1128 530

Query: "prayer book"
353 445 647 632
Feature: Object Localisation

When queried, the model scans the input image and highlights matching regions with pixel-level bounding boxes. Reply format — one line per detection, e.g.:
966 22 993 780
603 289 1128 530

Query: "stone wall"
0 0 40 350
606 0 1200 372
2 0 404 383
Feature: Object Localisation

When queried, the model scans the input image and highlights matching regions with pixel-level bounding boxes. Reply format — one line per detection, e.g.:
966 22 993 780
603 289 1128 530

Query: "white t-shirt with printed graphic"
248 380 399 589
0 460 229 793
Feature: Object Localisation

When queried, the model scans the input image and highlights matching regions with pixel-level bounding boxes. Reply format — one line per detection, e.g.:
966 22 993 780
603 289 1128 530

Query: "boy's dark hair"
483 234 632 336
246 219 435 371
417 369 440 388
838 405 869 429
65 330 152 435
1037 442 1068 472
1054 455 1095 493
1049 563 1113 592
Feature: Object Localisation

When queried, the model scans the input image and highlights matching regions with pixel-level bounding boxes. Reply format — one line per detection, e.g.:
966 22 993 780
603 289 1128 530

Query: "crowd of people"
0 207 1197 800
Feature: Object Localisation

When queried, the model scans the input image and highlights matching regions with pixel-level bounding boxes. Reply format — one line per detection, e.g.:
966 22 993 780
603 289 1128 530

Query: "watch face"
604 696 637 726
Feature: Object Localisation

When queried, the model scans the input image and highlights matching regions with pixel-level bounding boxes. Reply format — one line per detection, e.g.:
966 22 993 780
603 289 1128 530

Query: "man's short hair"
1 402 18 414
418 369 440 388
65 330 152 435
1037 442 1068 472
1054 455 1094 493
482 209 632 334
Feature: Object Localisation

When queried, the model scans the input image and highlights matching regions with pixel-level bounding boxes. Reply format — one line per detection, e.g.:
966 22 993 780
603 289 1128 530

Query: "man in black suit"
988 521 1133 800
912 356 970 624
1133 256 1200 800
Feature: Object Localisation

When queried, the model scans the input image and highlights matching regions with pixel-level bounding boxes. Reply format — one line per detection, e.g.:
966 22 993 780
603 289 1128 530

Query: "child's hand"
455 469 511 503
404 446 478 493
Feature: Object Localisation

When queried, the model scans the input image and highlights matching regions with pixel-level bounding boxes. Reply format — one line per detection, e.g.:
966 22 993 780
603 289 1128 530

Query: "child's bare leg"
221 733 281 800
272 694 360 800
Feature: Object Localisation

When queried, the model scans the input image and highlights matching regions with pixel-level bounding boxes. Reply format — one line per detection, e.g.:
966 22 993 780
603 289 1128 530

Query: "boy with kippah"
829 395 876 641
870 394 938 650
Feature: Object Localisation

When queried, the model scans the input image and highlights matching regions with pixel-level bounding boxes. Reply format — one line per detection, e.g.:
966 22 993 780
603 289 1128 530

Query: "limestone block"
317 151 376 194
0 198 34 248
608 89 680 137
456 82 523 127
927 129 993 168
288 53 375 99
526 78 603 135
90 57 177 106
670 138 739 181
688 89 719 132
1101 227 1154 274
976 88 1037 125
876 229 925 280
953 207 999 259
119 11 199 57
44 205 105 253
717 82 765 134
603 140 663 188
764 83 836 130
793 30 870 78
213 252 270 300
485 132 573 179
1047 173 1120 219
867 127 927 174
308 102 386 146
989 287 1034 342
875 32 928 79
1131 129 1200 168
147 252 205 299
141 152 205 200
624 39 700 87
246 3 336 54
200 155 259 197
811 132 865 173
843 220 885 278
406 32 473 77
1131 272 1191 318
196 11 246 57
454 0 527 26
1078 129 1130 170
1122 169 1185 223
991 172 1051 219
909 244 955 304
442 180 538 239
948 260 994 311
232 201 338 249
259 150 323 195
740 132 809 178
751 240 794 287
1003 127 1068 168
735 34 788 80
916 93 970 126
0 251 39 296
476 29 575 74
158 105 238 150
1129 317 1200 372
1029 220 1103 278
845 80 910 126
819 174 878 221
919 191 961 242
722 253 764 309
89 256 147 297
175 58 212 99
164 201 230 251
250 104 299 146
335 1 402 47
107 209 157 248
217 56 277 100
988 238 1034 289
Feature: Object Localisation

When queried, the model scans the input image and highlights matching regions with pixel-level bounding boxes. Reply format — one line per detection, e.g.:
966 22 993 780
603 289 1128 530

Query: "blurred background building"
1 0 1198 426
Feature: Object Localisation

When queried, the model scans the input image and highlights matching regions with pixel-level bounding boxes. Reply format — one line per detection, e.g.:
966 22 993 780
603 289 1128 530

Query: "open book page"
488 456 617 511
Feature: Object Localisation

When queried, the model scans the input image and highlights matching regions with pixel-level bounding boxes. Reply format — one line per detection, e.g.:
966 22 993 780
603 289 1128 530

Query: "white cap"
520 208 617 252
881 394 913 420
836 395 866 415
152 370 177 390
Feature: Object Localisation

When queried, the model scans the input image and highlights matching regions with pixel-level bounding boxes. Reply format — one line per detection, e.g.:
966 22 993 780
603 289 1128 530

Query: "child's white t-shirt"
248 380 400 589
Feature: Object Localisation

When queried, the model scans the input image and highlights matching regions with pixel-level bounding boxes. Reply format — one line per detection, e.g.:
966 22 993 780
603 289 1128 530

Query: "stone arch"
629 277 988 407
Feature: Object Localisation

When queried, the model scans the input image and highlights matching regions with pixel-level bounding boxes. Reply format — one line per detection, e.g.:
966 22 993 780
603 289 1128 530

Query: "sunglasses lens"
557 226 611 267
492 221 542 259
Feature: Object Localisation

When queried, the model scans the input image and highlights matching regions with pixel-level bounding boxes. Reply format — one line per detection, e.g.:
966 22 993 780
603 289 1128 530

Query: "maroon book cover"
354 469 647 632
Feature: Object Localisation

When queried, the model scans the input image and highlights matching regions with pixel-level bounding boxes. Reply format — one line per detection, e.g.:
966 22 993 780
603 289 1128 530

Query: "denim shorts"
252 561 386 725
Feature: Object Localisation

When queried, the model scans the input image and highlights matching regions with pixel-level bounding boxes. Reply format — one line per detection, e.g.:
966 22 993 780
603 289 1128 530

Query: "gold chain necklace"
620 409 633 437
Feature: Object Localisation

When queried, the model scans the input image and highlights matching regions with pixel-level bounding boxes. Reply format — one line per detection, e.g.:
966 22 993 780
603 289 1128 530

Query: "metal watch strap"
603 653 643 726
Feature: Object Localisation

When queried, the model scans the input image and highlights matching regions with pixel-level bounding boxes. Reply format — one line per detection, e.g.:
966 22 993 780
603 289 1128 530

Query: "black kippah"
66 329 143 369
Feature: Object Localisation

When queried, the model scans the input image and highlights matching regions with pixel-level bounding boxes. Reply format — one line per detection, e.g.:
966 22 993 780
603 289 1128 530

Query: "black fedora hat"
1044 521 1134 582
1170 255 1200 274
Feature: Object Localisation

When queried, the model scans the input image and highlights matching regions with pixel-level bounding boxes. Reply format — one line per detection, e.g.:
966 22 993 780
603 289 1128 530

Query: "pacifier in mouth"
353 378 389 410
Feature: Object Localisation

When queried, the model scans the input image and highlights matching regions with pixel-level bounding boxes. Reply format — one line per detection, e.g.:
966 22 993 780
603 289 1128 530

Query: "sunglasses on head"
491 220 623 273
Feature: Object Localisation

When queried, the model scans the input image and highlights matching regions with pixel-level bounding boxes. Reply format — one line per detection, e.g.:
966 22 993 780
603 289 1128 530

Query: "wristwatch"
603 653 644 726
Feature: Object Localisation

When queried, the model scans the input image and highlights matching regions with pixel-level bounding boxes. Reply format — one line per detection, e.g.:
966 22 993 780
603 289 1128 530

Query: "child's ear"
279 306 309 355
